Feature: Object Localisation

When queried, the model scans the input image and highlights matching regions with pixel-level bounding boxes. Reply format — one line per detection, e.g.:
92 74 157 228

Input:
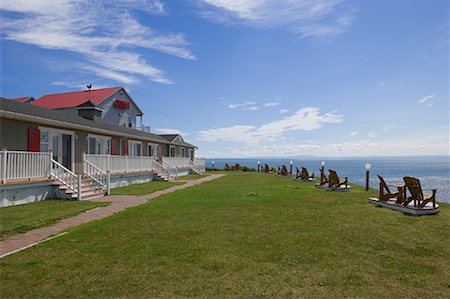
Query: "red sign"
114 99 130 109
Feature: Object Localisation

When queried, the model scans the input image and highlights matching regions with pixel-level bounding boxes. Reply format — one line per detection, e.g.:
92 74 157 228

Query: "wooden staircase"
52 175 105 200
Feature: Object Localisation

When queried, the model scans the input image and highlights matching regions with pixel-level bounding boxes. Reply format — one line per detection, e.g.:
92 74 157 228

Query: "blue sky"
1 0 449 157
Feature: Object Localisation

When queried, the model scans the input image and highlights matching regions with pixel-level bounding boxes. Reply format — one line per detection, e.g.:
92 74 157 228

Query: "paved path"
0 174 225 258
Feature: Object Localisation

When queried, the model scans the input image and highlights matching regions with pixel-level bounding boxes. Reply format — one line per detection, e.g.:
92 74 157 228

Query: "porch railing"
193 157 206 173
84 154 154 173
1 150 52 183
84 159 110 195
51 158 80 200
162 157 193 169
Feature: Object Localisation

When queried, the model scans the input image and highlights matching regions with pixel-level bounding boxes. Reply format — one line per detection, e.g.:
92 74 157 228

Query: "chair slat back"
377 174 391 194
329 169 339 185
403 176 423 201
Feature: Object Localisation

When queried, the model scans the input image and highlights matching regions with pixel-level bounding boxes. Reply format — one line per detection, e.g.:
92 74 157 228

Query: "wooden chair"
301 167 314 180
403 176 436 208
318 168 329 185
328 169 348 189
224 164 230 171
235 164 241 171
264 164 270 173
280 165 289 176
295 167 301 179
376 174 404 204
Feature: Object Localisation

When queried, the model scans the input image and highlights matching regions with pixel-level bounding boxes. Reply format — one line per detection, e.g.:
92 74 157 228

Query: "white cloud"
0 0 194 85
418 94 435 104
244 106 260 111
279 109 289 114
368 132 377 138
198 107 343 145
264 102 280 107
200 0 357 39
350 131 358 136
228 101 256 109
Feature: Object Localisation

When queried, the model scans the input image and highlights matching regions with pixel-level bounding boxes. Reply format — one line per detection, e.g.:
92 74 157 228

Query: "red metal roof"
32 87 122 109
9 96 33 103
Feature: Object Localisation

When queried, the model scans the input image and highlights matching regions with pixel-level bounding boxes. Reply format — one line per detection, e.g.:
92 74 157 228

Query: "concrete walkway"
0 174 225 258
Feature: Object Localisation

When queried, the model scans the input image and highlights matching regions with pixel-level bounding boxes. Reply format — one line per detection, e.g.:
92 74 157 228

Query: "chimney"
76 101 103 121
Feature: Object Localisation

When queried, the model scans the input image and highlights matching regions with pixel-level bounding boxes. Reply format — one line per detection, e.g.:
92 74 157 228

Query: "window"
40 131 49 152
88 135 111 155
128 116 132 128
128 141 143 156
170 147 175 157
181 148 185 157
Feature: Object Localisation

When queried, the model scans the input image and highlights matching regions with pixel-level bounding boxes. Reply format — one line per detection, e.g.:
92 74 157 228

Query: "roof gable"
9 96 35 103
32 87 121 109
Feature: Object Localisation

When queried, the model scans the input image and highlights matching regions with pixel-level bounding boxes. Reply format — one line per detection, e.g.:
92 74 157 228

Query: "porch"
0 150 206 206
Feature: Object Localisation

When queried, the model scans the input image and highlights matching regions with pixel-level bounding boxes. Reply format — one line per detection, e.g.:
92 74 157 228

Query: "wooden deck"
368 197 439 215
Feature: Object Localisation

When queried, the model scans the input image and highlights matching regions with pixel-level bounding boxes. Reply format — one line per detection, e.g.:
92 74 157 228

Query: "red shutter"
111 139 116 155
123 140 128 156
28 128 40 152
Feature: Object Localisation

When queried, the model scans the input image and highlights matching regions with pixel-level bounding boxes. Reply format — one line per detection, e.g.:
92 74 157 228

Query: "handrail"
84 159 107 188
51 158 79 198
153 160 169 178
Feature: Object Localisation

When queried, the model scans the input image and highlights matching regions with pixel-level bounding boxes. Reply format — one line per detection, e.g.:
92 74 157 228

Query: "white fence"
84 154 154 173
1 150 52 183
162 157 193 168
193 158 206 168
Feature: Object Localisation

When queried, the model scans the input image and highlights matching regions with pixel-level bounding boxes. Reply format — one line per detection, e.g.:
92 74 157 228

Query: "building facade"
0 87 204 206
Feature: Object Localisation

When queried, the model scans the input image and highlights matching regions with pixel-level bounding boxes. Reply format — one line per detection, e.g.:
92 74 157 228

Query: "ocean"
205 156 450 204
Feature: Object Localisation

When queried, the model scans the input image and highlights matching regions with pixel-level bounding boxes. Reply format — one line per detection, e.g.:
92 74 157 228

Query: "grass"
110 181 185 195
0 172 449 298
0 200 108 240
177 174 210 180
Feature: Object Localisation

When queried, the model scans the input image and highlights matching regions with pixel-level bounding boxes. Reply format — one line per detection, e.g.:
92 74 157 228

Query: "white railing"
1 150 52 183
153 160 169 179
51 158 80 200
84 154 154 173
192 157 206 173
162 160 178 178
162 157 192 169
84 159 110 195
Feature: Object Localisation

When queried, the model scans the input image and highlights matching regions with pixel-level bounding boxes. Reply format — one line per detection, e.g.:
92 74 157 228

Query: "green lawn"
110 181 185 195
177 174 210 180
0 200 108 240
1 172 449 298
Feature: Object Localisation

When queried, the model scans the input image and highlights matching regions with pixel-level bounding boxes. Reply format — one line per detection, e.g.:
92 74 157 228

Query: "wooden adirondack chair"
235 164 241 171
295 167 301 179
403 176 436 208
319 167 329 185
301 167 314 180
224 164 230 171
328 169 348 189
264 164 270 173
280 165 289 176
376 174 404 204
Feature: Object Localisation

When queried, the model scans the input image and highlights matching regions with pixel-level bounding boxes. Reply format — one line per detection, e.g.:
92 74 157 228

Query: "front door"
62 134 72 169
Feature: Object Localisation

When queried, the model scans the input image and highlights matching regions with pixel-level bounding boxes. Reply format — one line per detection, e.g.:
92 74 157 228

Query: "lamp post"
365 163 371 191
320 161 325 184
289 160 293 176
257 161 260 172
212 160 215 170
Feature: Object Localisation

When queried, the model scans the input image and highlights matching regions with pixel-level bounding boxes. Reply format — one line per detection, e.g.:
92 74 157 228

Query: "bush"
241 166 256 172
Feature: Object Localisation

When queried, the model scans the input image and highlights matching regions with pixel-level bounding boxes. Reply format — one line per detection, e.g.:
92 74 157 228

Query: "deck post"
106 170 111 195
107 154 110 172
2 149 7 183
125 155 128 173
77 175 81 200
49 150 53 177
